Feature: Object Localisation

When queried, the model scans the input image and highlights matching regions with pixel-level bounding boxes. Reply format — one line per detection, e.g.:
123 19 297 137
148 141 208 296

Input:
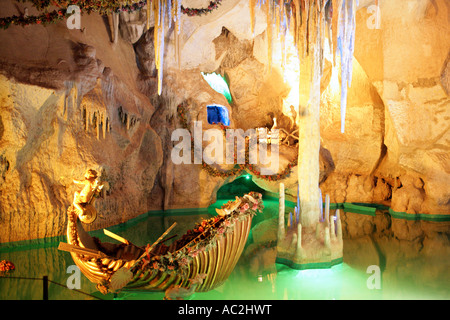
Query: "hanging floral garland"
177 103 297 181
0 0 225 29
0 8 66 29
181 0 223 17
0 1 149 29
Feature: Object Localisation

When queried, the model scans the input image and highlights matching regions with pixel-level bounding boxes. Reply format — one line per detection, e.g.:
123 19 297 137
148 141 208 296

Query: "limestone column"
297 50 321 228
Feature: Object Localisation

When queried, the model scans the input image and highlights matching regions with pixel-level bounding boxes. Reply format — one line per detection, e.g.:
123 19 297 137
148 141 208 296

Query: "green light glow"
2 199 448 300
201 72 232 104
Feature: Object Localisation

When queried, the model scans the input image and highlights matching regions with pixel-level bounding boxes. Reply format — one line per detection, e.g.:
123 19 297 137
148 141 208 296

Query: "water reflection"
0 246 98 300
0 209 448 300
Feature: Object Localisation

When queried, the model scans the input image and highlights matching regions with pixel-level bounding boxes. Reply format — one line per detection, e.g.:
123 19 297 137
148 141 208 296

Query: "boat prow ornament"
78 203 98 224
72 169 104 224
215 196 242 217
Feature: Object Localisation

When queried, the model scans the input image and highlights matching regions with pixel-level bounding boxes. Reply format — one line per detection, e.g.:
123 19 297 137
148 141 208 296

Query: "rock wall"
0 4 163 243
0 0 449 243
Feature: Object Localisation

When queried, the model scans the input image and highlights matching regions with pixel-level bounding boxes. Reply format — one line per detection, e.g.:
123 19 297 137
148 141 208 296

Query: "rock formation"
0 0 449 243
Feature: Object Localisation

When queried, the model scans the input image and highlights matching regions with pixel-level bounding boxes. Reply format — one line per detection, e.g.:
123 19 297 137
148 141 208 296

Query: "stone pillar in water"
297 47 321 228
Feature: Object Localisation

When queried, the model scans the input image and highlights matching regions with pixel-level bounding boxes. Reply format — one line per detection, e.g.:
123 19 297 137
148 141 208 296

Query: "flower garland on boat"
177 102 298 181
138 192 263 275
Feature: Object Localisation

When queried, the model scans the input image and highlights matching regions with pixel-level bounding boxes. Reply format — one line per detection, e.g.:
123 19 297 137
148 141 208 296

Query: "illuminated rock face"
0 74 165 242
0 10 165 242
0 0 449 243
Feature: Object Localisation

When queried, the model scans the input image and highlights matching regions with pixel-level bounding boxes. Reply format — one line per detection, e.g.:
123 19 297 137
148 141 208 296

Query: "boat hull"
63 197 257 294
124 212 253 292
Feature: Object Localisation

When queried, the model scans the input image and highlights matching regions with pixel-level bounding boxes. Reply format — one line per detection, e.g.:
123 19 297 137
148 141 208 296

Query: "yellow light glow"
328 64 341 99
324 39 341 100
272 32 300 118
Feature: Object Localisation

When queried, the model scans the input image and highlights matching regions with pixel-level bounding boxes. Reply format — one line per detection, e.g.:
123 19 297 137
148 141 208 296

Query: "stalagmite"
319 187 324 221
330 214 336 239
324 226 330 249
336 209 343 241
289 212 293 229
296 223 302 250
325 194 330 225
291 232 297 249
278 182 285 240
295 223 303 260
83 107 88 132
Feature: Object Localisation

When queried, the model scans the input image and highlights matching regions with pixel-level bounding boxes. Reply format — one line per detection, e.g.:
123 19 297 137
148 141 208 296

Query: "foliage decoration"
0 0 225 29
181 0 223 17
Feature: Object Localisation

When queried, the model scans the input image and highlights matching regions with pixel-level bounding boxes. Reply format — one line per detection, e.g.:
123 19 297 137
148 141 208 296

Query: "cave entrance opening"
201 72 232 104
216 175 266 200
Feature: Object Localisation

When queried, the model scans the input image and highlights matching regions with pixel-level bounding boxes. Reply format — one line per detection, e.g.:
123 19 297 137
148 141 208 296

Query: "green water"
0 199 448 300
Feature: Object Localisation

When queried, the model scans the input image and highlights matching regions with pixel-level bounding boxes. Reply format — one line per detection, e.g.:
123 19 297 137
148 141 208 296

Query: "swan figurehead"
215 196 242 217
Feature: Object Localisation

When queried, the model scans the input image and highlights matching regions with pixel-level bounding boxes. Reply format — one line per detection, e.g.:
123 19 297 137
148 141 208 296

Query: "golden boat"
59 192 263 295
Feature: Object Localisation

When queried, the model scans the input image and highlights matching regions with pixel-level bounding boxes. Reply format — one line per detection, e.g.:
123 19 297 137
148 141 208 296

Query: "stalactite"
147 0 151 30
265 0 273 72
87 109 91 133
275 1 280 36
96 112 100 140
153 0 162 95
112 12 119 43
150 0 182 95
250 0 256 34
174 0 181 69
102 113 107 139
331 0 342 65
337 0 358 133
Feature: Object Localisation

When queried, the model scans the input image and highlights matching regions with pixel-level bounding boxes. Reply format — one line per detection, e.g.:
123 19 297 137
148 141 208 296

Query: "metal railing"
0 275 102 300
